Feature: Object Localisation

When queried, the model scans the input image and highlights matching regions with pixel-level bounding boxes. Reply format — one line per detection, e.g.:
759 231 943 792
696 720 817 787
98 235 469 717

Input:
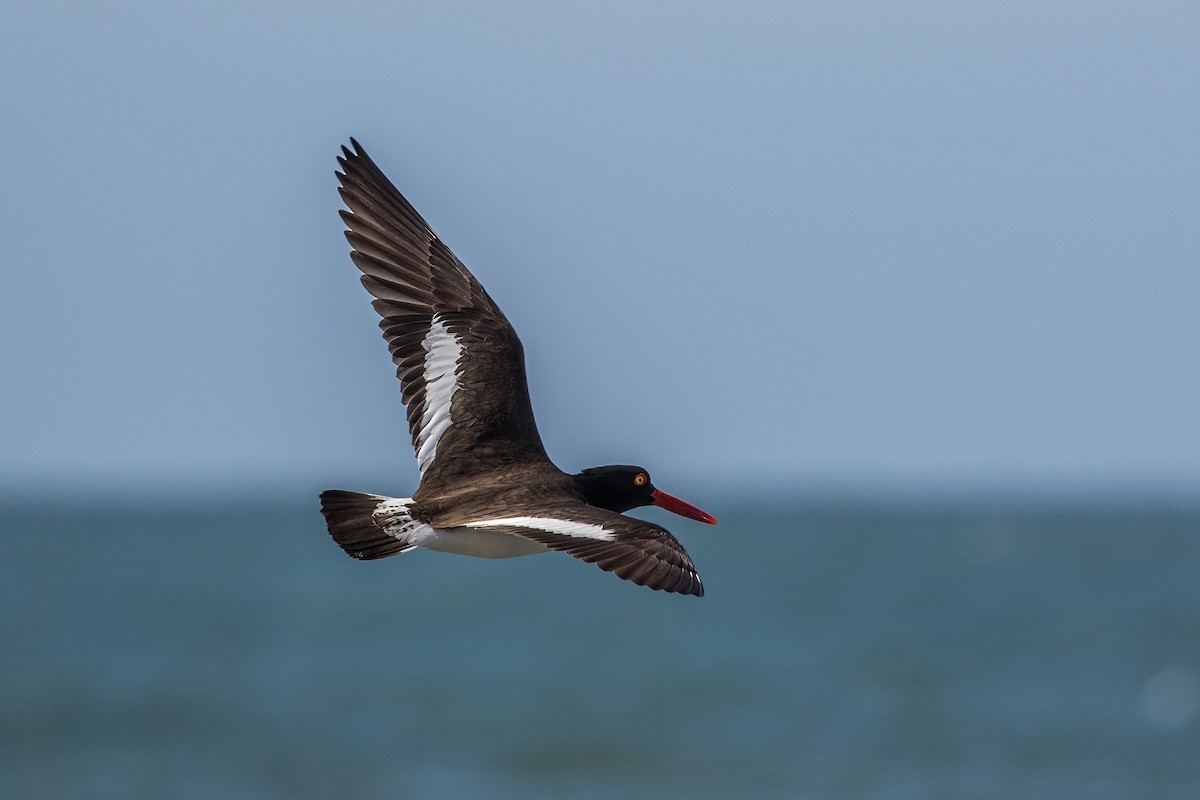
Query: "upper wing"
461 503 704 596
336 140 550 481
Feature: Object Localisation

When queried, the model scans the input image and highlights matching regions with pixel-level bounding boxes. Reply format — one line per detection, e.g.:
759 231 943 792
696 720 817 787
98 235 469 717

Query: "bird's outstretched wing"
460 502 704 596
336 140 550 483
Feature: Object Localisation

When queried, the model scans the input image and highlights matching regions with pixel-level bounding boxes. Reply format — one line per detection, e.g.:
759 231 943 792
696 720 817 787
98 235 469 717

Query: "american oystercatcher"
320 140 717 596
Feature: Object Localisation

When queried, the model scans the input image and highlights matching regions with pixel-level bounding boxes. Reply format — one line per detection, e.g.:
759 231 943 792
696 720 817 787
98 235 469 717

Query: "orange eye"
634 473 648 486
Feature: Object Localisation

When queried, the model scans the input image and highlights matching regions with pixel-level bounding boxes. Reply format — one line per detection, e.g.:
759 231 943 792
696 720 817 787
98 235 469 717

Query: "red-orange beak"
651 489 718 525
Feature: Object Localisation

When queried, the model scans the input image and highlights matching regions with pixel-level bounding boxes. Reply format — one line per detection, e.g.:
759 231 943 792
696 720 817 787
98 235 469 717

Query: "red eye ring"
634 473 648 486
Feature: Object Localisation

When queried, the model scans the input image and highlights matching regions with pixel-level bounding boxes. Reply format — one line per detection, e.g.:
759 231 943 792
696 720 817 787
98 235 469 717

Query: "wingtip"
644 573 704 597
346 137 367 159
671 570 705 597
338 137 366 168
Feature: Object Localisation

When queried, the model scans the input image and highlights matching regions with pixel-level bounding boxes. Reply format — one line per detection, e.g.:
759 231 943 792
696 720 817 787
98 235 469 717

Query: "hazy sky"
2 1 1197 497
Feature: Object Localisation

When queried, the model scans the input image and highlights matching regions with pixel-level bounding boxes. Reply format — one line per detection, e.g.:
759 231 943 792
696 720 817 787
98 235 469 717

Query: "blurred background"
1 2 1197 798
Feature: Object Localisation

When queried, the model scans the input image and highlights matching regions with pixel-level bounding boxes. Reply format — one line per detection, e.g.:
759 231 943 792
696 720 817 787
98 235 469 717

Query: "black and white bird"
320 140 717 596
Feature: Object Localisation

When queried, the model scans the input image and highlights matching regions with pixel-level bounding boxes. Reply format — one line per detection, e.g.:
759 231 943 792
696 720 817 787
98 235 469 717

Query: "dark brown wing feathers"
335 140 549 480
474 504 704 597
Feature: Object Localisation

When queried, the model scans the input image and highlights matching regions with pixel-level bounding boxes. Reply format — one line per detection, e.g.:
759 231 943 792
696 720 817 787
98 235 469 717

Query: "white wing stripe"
416 314 463 474
466 516 617 541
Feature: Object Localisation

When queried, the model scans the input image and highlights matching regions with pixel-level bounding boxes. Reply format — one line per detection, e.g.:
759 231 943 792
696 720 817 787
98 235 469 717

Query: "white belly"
421 527 548 559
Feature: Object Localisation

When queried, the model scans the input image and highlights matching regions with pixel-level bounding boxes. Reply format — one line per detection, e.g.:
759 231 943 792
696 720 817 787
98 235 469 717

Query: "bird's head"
574 465 717 524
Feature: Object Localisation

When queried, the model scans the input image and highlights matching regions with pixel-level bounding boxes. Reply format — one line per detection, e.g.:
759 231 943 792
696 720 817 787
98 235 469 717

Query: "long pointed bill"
651 489 718 525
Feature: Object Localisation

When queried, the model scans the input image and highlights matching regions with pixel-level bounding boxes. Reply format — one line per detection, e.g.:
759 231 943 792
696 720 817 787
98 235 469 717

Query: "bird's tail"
319 490 422 560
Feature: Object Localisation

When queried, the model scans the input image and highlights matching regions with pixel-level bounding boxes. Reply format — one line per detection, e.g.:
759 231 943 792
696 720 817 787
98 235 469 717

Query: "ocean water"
1 494 1198 799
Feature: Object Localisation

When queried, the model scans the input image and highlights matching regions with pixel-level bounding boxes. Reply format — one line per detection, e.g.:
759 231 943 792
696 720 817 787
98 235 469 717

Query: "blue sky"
2 1 1197 498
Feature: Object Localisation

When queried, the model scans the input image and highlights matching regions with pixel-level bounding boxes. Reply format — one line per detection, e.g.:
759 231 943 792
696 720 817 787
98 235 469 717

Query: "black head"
574 465 717 524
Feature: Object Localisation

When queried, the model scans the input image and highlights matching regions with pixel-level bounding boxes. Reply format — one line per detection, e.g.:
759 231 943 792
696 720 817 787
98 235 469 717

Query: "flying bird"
320 140 716 596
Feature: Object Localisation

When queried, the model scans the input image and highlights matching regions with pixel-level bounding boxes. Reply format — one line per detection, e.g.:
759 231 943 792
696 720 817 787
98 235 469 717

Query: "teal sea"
2 494 1198 799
